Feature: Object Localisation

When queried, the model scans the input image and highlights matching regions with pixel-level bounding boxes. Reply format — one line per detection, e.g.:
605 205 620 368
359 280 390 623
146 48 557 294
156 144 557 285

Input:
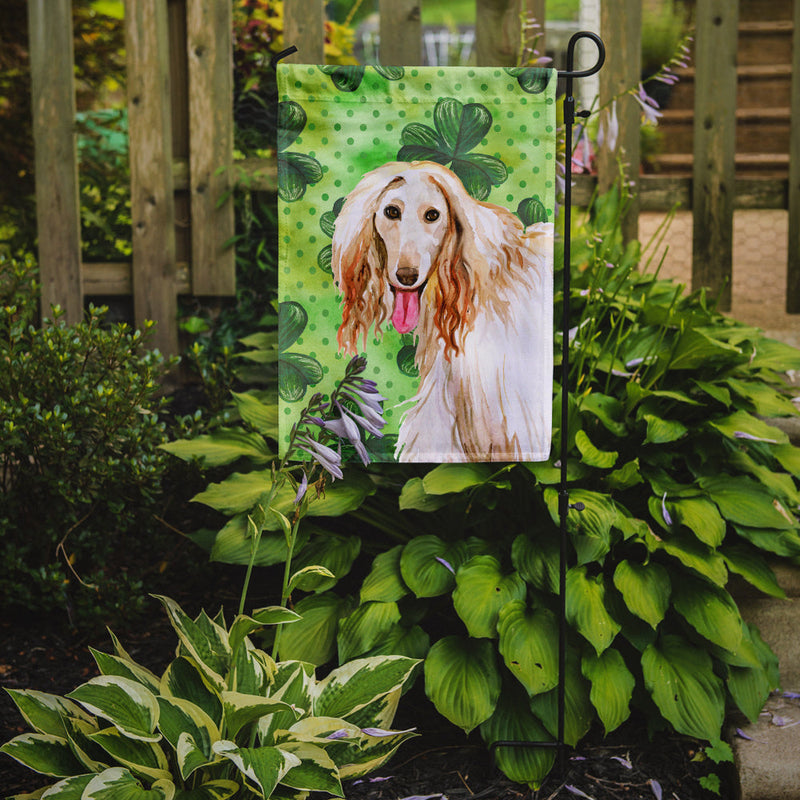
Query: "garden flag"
277 64 557 463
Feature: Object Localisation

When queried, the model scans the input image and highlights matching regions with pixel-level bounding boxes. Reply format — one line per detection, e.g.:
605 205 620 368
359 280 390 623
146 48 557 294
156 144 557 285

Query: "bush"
0 253 174 623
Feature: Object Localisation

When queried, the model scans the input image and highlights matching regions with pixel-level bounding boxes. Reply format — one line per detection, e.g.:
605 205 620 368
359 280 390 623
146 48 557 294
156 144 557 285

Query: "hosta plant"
1 595 419 800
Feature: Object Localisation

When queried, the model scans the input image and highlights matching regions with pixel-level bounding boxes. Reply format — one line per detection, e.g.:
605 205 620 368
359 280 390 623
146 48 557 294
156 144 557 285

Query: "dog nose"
396 267 419 286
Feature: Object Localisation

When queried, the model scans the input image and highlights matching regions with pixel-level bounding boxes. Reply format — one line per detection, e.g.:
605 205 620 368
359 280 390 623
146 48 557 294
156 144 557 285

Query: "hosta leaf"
231 392 278 438
497 601 559 696
421 463 493 494
566 566 621 654
580 392 627 436
90 650 161 694
452 556 526 638
360 545 409 603
399 536 469 597
172 780 239 800
708 410 788 445
528 650 593 746
668 328 743 370
192 471 272 515
424 636 501 733
727 663 772 723
277 592 352 665
362 624 430 660
39 774 94 798
67 677 160 742
276 101 305 152
160 658 222 727
156 696 218 766
0 733 85 777
159 428 271 467
221 692 297 740
434 98 492 154
772 443 800 477
276 741 343 796
748 336 800 371
612 560 670 629
606 459 644 491
672 574 743 653
511 533 559 593
398 477 450 511
642 634 725 741
699 475 797 530
581 649 635 734
314 656 420 720
575 429 618 468
82 767 174 800
543 488 617 541
88 728 170 782
291 535 361 592
721 543 786 598
667 496 726 547
643 414 687 444
647 528 728 586
480 681 555 789
725 377 799 417
212 741 299 797
337 601 402 662
4 690 93 738
332 726 418 780
229 608 300 656
733 524 800 557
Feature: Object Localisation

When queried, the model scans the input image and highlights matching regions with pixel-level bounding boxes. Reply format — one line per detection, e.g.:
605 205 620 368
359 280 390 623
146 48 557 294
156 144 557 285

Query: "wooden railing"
27 0 800 355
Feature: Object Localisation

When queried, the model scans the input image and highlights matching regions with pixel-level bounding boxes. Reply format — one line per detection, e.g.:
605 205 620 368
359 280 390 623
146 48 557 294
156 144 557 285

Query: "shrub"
1 595 419 798
0 253 174 622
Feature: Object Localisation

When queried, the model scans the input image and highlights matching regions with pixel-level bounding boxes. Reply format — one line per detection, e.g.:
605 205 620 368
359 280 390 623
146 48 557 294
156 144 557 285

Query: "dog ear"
332 171 397 354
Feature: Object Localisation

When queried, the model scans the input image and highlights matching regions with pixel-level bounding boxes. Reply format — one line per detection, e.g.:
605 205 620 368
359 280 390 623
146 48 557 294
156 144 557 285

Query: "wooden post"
379 0 421 65
284 0 325 63
475 0 539 67
126 0 178 355
28 0 83 324
692 0 738 311
598 0 641 244
187 0 235 295
787 0 800 313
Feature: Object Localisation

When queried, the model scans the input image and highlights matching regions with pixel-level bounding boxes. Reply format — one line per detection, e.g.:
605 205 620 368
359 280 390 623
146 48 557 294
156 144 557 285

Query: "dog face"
373 173 450 334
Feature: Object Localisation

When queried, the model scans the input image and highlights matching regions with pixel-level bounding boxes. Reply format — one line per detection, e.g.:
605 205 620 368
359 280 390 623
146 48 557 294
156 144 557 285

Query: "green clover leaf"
277 101 322 202
278 302 323 402
318 65 404 92
504 67 552 94
517 197 549 227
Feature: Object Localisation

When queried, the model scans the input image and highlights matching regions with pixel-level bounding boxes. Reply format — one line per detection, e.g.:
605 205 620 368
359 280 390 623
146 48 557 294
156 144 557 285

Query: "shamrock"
318 64 404 92
504 67 552 94
317 196 346 276
277 100 323 201
517 196 549 227
278 301 323 401
397 97 507 200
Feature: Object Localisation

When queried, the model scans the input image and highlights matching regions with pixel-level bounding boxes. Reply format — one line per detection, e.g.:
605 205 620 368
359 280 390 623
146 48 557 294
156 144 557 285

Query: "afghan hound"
331 160 553 463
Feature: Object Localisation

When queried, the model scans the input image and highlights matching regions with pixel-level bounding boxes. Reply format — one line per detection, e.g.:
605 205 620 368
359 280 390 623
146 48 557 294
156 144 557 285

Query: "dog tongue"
392 289 420 334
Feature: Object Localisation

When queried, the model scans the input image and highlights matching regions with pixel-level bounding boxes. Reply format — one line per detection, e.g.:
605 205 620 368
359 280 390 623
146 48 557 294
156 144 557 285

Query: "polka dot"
424 83 432 91
506 194 514 202
398 109 406 118
507 138 514 146
346 109 354 117
346 137 354 145
296 249 304 258
373 109 380 117
307 123 316 131
481 83 488 92
334 123 341 131
321 193 329 201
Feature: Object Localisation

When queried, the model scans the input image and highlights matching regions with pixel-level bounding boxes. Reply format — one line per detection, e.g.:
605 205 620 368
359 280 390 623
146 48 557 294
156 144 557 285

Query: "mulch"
0 581 731 800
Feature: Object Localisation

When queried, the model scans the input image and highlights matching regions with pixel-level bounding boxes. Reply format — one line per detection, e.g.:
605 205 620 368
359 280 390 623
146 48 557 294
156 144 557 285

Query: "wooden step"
649 152 789 178
737 0 794 22
738 20 794 66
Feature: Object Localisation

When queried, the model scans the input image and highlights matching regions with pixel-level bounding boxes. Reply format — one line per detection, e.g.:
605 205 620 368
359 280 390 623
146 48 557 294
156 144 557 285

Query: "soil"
0 580 732 800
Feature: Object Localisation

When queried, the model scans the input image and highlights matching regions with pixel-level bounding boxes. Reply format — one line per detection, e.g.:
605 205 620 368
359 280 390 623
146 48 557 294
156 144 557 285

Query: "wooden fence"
27 0 800 355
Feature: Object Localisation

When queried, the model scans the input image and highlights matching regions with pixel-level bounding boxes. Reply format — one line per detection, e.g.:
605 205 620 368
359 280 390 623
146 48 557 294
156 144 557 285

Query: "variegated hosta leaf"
156 696 219 776
334 725 418 781
275 741 344 796
212 741 300 798
258 662 315 745
66 676 160 742
0 732 85 777
424 636 501 734
496 601 559 696
581 649 635 735
39 773 94 798
228 610 298 658
90 649 161 694
61 716 106 773
155 597 231 690
176 732 215 782
612 560 670 629
641 634 725 741
160 657 222 727
88 727 171 782
221 691 299 740
565 566 621 655
452 556 526 639
4 689 93 737
480 681 555 790
313 656 420 721
171 779 239 800
81 767 174 799
337 601 401 663
231 640 276 696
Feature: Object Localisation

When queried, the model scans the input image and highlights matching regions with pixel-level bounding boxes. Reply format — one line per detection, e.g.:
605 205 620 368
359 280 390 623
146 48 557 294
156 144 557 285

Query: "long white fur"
331 160 553 463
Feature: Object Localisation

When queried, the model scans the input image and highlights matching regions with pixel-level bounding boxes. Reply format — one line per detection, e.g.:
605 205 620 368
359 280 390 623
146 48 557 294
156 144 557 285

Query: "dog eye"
384 205 401 220
424 208 440 222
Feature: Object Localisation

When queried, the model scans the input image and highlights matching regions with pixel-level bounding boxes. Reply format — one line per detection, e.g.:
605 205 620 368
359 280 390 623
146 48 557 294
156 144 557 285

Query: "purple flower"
326 729 351 740
565 786 595 799
297 435 344 480
649 779 663 800
294 472 308 504
633 83 662 125
597 100 619 153
661 492 673 526
435 556 455 574
734 431 779 444
362 726 416 737
611 755 632 769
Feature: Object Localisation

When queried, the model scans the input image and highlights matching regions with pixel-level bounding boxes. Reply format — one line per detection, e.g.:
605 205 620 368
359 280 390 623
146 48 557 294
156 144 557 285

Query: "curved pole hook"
559 31 605 80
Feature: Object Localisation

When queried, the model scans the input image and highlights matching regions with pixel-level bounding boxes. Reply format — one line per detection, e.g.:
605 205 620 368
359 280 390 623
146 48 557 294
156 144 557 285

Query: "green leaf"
606 459 644 491
156 696 219 777
337 601 402 662
434 98 492 154
231 392 278 438
643 414 688 444
566 566 621 655
160 428 272 467
581 649 635 734
88 727 170 782
90 650 160 694
291 535 361 592
399 121 446 151
360 545 409 603
221 692 297 740
317 243 333 275
668 328 743 370
277 592 351 665
725 377 799 417
67 677 160 742
672 575 743 652
193 471 272 515
668 496 726 547
4 689 93 737
642 634 725 741
506 66 552 93
480 681 555 789
279 352 323 401
708 409 788 445
648 528 728 585
733 524 800 558
700 474 797 530
277 741 344 796
212 740 299 797
516 197 548 227
318 64 365 92
452 556 526 638
612 560 670 629
497 601 558 696
424 636 501 734
278 301 307 352
277 101 305 152
0 733 85 777
373 65 405 80
727 663 772 723
159 658 222 728
173 780 239 800
399 536 468 597
398 477 450 512
82 768 174 799
421 463 493 494
575 429 618 468
580 393 627 436
31 774 94 799
511 533 559 593
721 543 786 598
